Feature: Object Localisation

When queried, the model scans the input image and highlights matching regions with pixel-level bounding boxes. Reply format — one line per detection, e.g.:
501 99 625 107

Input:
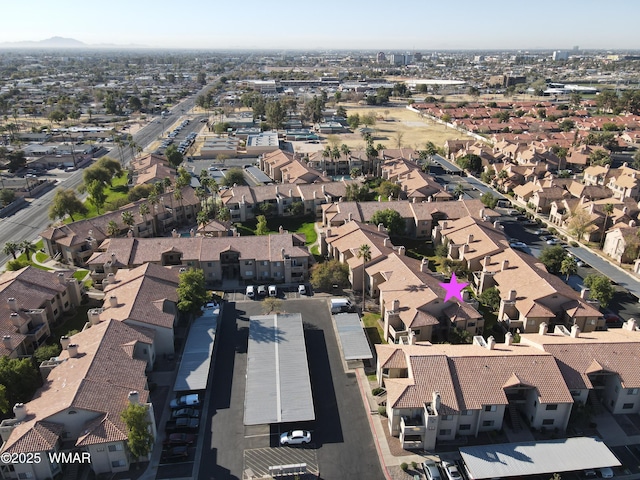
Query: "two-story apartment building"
0 319 155 480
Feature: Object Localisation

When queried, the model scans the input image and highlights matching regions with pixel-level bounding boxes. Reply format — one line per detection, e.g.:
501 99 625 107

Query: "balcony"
401 416 426 435
26 323 49 343
401 439 423 450
388 324 408 343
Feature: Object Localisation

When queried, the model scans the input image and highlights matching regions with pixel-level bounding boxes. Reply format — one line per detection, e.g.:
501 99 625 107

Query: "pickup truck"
165 417 199 434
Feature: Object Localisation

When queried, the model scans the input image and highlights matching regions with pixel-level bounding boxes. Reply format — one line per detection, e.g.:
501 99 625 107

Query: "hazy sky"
2 0 639 50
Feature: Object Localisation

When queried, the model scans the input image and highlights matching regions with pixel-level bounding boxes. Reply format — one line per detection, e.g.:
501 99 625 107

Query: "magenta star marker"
439 272 469 302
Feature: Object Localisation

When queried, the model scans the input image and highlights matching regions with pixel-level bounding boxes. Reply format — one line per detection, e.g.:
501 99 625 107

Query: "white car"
509 241 527 249
257 285 267 297
298 284 307 295
279 430 311 446
246 285 255 299
424 461 442 480
546 238 559 245
599 467 614 479
170 394 200 409
442 461 463 480
268 285 277 297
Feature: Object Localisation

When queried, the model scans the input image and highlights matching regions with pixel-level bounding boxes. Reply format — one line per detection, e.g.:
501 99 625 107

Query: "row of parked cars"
162 393 201 463
245 284 307 298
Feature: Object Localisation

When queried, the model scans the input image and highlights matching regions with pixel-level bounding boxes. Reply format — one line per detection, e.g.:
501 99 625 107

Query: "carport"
173 303 219 392
333 313 373 367
460 437 621 480
244 313 315 426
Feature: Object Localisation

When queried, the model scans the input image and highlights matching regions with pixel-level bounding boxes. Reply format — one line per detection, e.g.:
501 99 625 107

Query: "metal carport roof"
460 437 621 480
334 313 373 360
173 303 219 392
244 313 315 426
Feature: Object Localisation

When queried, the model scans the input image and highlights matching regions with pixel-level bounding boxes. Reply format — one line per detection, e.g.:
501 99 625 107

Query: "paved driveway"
199 298 384 480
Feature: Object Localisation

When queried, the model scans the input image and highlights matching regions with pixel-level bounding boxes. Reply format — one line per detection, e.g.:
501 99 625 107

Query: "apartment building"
87 233 311 288
376 338 573 450
0 267 83 357
0 320 155 479
40 187 200 265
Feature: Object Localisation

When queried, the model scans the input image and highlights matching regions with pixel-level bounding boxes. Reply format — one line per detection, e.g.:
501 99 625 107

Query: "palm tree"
197 210 209 230
20 240 38 260
3 241 20 260
356 244 372 312
107 220 120 237
561 256 578 282
340 144 351 159
139 203 150 235
121 211 135 231
195 187 207 211
600 203 614 249
454 184 465 199
174 189 183 223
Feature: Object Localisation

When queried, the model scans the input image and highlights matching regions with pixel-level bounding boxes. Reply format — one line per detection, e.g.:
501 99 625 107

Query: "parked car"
172 407 200 419
546 238 559 245
599 467 614 479
279 430 311 446
164 433 196 446
442 460 463 480
246 285 255 299
161 445 189 462
509 241 527 249
268 285 277 297
583 470 597 478
257 285 267 297
298 284 307 295
165 417 199 433
605 313 621 324
170 394 200 409
424 461 442 480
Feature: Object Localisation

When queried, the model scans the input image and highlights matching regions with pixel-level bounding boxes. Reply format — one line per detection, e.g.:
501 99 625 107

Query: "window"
111 460 126 468
441 415 453 421
571 390 581 397
545 404 558 411
459 424 471 431
484 405 496 412
64 301 69 308
623 403 634 409
482 420 494 427
542 419 554 426
439 429 452 435
207 262 212 267
18 474 33 479
461 410 472 416
108 444 123 452
628 388 639 395
468 322 475 327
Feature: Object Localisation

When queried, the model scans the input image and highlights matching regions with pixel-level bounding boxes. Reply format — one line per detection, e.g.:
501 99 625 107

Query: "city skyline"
2 0 640 51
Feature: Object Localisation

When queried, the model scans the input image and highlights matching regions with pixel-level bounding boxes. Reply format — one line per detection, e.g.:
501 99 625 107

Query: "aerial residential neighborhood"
1 5 640 480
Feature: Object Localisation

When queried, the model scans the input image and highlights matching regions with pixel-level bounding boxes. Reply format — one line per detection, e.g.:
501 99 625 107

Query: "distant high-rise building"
389 54 405 66
474 55 485 63
376 51 386 63
553 50 569 61
413 52 422 61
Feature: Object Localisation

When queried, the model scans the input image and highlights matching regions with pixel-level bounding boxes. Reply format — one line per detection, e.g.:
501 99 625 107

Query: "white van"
268 285 277 297
246 285 255 299
330 298 352 314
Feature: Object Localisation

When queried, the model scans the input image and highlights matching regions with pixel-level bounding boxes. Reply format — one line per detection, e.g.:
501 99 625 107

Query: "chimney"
623 206 628 214
505 332 513 345
60 335 70 350
313 191 317 199
7 298 17 312
171 229 179 238
110 252 116 263
384 238 391 247
107 272 115 283
57 272 65 283
127 229 133 238
501 259 509 271
289 188 293 198
486 336 495 350
190 228 195 237
398 246 405 256
442 221 448 229
462 244 470 253
3 336 12 350
13 404 26 422
281 247 286 259
326 228 332 238
420 258 428 273
10 312 21 328
322 184 326 194
275 185 279 195
88 309 101 325
67 344 79 358
538 323 548 336
508 290 517 301
570 324 580 338
479 208 484 218
467 234 474 244
377 223 384 232
483 256 491 269
623 318 637 331
108 295 118 308
493 221 501 229
580 288 590 300
348 212 353 222
128 391 140 404
241 194 246 204
432 392 441 412
391 299 400 312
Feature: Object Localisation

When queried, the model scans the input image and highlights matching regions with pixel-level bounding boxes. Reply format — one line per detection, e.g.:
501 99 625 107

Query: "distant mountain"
0 36 147 49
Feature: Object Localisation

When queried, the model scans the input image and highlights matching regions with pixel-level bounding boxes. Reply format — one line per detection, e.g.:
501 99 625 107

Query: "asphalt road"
200 298 384 480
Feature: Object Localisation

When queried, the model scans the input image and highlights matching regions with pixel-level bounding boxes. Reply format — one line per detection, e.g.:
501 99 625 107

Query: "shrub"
548 227 558 235
570 241 579 247
372 387 384 396
377 406 387 417
412 461 418 469
401 463 408 472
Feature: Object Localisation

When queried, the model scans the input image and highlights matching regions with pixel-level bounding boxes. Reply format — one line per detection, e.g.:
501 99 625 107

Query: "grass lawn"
35 251 48 263
362 312 386 344
238 216 318 246
73 270 89 281
10 240 51 271
65 172 129 223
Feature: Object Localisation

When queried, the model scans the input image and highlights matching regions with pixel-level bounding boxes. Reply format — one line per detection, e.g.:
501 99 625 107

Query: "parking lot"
199 297 384 480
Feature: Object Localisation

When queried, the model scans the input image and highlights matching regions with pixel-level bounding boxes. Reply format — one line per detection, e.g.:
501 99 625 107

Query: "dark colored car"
164 433 197 446
161 445 189 462
605 313 621 324
172 407 200 419
165 417 199 433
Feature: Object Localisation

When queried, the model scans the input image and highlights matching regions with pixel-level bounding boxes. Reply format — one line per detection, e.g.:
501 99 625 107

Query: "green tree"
177 268 208 314
559 119 575 132
262 297 283 314
289 201 304 216
344 183 370 202
6 258 30 271
453 183 465 199
86 180 107 214
3 241 20 260
347 113 361 129
370 209 405 236
589 149 611 166
165 145 184 169
107 220 120 237
356 244 372 311
7 150 26 173
256 215 269 235
19 240 37 259
265 99 286 129
633 150 640 170
456 154 482 173
121 211 135 230
560 256 578 282
95 156 122 178
0 189 16 207
223 167 244 187
478 287 501 311
83 166 112 187
377 180 401 199
0 356 40 414
539 245 567 274
120 402 154 460
34 343 62 364
480 192 498 209
568 208 592 240
49 189 88 222
600 203 614 248
583 274 614 308
310 259 350 290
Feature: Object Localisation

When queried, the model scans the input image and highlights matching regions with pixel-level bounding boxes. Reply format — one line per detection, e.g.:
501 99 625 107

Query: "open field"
333 103 474 151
